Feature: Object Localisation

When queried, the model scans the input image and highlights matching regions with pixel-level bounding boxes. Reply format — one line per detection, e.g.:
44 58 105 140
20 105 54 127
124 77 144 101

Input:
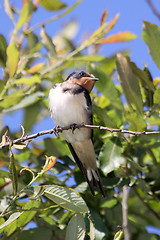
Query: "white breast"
49 84 91 142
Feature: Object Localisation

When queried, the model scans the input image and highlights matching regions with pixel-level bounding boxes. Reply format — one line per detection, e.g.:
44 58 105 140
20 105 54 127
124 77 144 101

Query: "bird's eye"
79 72 86 77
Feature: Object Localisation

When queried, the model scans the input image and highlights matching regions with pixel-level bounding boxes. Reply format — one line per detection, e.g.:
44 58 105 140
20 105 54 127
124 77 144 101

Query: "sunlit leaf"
98 31 136 43
7 42 19 78
0 218 5 234
104 13 119 34
14 75 41 86
42 156 56 173
116 53 143 114
3 91 44 112
125 112 147 131
0 212 23 230
99 137 126 175
16 1 33 30
28 63 44 74
73 55 106 62
0 34 8 68
153 87 160 107
0 92 24 108
4 0 16 24
40 27 57 58
43 185 89 213
101 199 117 208
114 230 124 240
65 214 86 240
40 0 67 11
142 21 160 69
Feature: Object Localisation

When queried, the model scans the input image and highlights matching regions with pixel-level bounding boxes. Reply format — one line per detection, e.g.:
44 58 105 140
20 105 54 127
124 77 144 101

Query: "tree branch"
1 123 160 150
122 185 130 240
146 0 160 20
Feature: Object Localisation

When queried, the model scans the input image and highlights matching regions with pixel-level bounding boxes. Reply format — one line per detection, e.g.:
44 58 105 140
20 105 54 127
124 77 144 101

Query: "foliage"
0 0 160 239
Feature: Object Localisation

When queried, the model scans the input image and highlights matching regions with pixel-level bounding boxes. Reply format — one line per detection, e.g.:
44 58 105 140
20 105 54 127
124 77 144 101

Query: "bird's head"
65 71 98 93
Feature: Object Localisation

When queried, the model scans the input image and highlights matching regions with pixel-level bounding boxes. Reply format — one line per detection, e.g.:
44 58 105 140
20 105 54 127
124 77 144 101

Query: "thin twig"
28 0 82 32
122 185 130 240
146 0 160 20
1 123 160 150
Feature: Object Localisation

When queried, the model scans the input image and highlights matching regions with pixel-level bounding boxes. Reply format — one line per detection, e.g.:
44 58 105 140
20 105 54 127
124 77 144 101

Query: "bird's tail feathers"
66 141 105 197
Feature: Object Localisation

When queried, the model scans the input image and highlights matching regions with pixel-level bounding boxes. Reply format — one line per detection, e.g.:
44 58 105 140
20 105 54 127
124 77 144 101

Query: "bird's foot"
54 125 62 133
70 123 77 134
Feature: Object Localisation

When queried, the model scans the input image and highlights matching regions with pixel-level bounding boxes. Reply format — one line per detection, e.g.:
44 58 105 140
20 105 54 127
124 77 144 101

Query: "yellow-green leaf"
40 0 67 11
7 42 19 78
98 31 137 43
0 91 23 108
16 1 33 30
14 75 41 86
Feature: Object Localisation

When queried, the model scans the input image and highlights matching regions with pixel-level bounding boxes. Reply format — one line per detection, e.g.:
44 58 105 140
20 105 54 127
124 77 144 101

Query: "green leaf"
14 227 52 240
0 91 24 109
99 137 126 175
125 112 147 131
44 137 70 157
101 199 117 208
7 42 19 78
91 211 108 240
14 75 41 86
142 21 160 69
0 80 5 92
40 27 57 58
129 59 155 92
9 150 18 195
0 218 5 234
3 91 44 112
43 185 89 213
116 53 143 114
24 102 40 132
65 214 86 240
0 212 23 230
16 200 40 228
0 169 9 178
153 87 160 107
16 1 33 30
40 0 67 11
74 55 106 62
0 34 8 68
87 65 123 111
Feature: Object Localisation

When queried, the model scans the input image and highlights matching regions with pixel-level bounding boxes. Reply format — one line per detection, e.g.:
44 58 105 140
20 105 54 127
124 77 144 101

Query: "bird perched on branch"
49 71 105 197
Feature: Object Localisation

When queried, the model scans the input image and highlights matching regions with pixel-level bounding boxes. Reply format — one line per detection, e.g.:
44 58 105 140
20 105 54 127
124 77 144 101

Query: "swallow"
49 71 105 197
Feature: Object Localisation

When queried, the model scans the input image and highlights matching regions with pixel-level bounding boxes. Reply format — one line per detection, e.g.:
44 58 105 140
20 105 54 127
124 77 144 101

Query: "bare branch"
146 0 160 20
1 123 160 150
122 185 130 240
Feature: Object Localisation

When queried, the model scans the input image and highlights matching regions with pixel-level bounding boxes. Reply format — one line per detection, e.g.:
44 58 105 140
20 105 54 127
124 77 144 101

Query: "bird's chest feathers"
49 85 89 127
